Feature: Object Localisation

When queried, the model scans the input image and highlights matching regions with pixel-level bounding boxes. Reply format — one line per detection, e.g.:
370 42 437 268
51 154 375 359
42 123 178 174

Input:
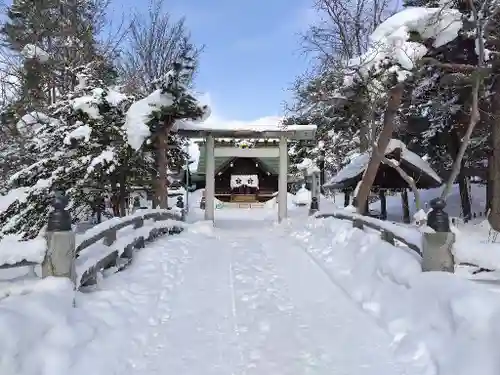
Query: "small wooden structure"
324 139 442 223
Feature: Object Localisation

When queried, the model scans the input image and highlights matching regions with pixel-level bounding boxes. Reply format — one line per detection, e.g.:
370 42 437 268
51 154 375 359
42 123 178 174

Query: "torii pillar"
278 135 288 222
204 134 215 221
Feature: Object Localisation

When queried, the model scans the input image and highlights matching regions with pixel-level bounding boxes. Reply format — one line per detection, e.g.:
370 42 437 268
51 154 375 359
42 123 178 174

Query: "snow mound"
293 187 311 206
289 217 500 375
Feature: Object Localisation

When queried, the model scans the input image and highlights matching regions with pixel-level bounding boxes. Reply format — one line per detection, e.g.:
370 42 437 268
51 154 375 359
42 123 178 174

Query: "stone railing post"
309 196 319 216
176 196 186 221
422 198 455 272
42 191 76 284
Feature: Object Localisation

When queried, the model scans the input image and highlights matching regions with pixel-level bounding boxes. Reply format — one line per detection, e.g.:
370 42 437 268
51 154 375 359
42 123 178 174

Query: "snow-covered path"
71 210 416 375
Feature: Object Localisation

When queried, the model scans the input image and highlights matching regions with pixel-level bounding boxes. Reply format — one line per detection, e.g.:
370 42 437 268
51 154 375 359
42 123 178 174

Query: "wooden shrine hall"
177 125 316 222
192 139 285 204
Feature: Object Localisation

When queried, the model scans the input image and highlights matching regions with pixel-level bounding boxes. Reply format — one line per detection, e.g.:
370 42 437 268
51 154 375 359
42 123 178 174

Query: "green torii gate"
177 125 316 222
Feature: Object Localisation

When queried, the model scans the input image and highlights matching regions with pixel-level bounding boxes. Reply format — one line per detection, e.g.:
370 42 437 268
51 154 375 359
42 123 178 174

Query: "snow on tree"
0 63 138 239
20 44 49 62
327 6 465 212
123 50 210 208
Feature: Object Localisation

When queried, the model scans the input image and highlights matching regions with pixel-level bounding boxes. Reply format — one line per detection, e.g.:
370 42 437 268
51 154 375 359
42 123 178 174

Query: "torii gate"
177 125 316 222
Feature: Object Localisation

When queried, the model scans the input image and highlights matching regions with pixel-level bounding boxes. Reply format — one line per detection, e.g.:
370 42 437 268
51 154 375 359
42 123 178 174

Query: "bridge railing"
0 197 186 290
315 211 422 256
316 207 495 275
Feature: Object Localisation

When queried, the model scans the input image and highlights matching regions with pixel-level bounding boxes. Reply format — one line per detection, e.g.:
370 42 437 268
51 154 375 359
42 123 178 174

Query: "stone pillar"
422 198 455 272
42 191 76 285
278 135 288 222
205 134 215 221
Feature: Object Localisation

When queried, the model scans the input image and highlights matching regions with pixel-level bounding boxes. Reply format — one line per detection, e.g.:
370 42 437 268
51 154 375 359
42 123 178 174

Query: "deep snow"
1 187 499 375
0 208 419 375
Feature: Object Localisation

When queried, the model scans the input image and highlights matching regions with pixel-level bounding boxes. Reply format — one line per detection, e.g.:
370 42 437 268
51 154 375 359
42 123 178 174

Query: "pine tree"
0 63 139 239
1 0 113 104
124 46 209 208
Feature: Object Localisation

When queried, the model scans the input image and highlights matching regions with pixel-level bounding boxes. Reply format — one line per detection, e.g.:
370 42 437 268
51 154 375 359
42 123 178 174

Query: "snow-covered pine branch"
20 44 49 63
0 65 146 239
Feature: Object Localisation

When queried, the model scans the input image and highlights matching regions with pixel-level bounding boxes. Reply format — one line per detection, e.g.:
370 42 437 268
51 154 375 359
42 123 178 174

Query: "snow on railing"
316 209 500 275
315 211 423 256
0 208 186 290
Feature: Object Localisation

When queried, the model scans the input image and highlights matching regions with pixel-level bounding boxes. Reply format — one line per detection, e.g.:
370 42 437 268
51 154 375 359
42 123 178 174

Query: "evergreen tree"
0 63 138 239
124 47 209 208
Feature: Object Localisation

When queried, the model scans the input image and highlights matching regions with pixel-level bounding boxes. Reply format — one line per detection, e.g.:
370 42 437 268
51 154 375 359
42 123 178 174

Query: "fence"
315 198 458 273
316 205 494 275
316 212 422 256
0 196 186 290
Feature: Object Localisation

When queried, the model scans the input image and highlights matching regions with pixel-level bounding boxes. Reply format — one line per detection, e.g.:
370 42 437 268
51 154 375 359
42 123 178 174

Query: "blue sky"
109 0 314 122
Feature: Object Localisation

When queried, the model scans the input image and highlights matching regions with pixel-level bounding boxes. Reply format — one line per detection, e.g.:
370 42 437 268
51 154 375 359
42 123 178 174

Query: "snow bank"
293 187 311 206
453 219 500 270
0 277 76 374
288 217 500 375
364 183 500 269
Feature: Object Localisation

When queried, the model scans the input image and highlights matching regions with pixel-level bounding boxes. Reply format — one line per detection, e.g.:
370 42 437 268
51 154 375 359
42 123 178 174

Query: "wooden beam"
214 147 280 158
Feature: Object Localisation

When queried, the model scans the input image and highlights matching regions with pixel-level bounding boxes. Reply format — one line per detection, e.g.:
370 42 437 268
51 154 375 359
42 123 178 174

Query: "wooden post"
344 190 350 207
401 189 410 223
278 135 288 222
379 189 387 220
42 191 76 285
205 134 215 221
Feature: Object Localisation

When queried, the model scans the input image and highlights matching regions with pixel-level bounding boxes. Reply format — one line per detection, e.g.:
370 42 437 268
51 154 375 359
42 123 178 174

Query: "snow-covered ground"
1 188 499 375
0 207 420 375
365 184 500 272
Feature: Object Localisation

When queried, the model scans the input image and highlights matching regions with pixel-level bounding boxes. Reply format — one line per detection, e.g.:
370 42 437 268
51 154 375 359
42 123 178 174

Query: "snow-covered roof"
325 139 442 189
176 119 316 140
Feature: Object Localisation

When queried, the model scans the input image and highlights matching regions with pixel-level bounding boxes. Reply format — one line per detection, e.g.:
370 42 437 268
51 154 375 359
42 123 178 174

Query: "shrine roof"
176 123 316 140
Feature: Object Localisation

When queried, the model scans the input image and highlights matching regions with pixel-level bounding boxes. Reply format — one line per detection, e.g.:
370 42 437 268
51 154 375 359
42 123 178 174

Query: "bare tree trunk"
156 128 169 209
447 128 472 220
440 75 481 199
401 189 410 224
441 0 484 200
151 176 159 208
355 82 404 214
488 62 500 231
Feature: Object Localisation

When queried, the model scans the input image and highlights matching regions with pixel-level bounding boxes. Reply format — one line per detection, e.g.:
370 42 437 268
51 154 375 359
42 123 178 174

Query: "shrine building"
190 139 285 203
